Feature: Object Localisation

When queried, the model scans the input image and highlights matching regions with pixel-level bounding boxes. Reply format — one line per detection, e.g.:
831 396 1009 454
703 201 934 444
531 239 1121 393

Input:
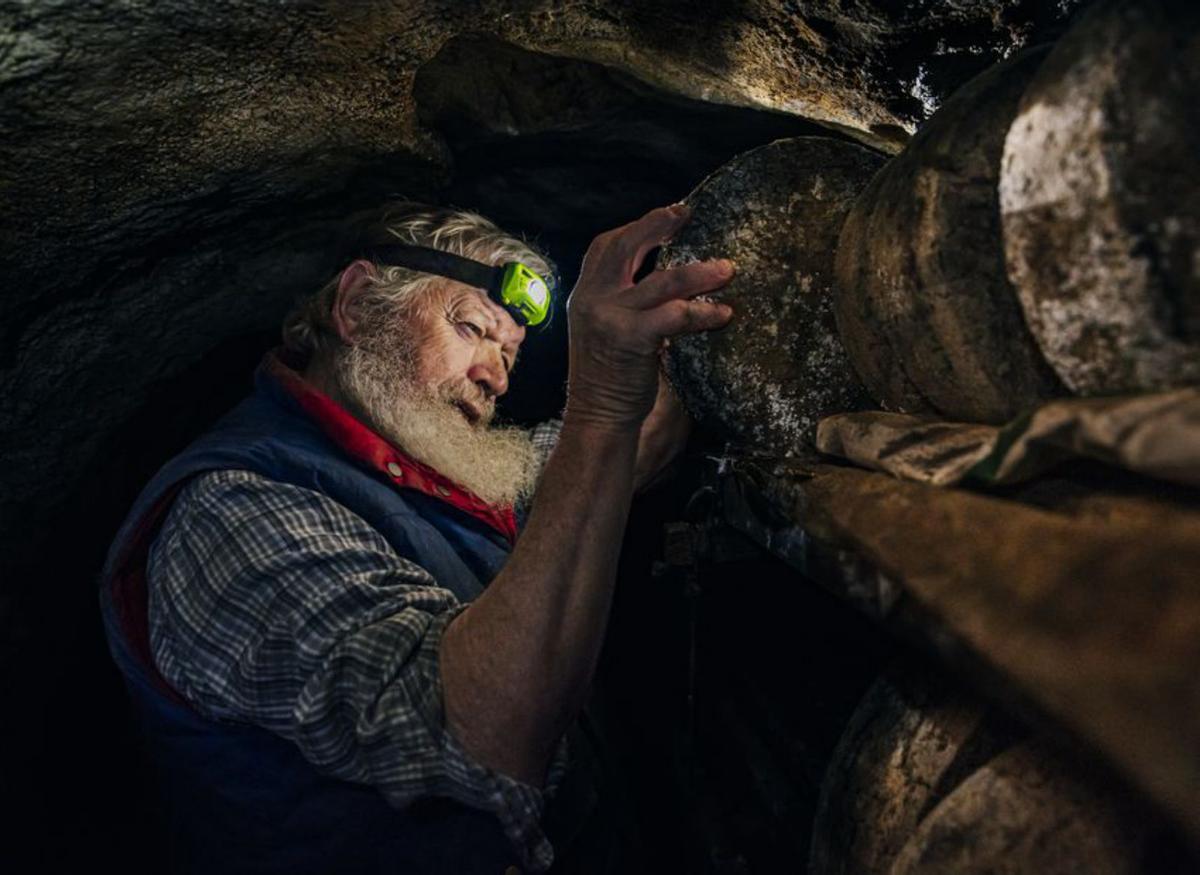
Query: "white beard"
332 329 539 507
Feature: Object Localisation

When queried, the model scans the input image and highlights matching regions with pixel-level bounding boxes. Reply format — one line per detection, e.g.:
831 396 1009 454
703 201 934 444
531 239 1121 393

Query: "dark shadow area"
601 472 892 872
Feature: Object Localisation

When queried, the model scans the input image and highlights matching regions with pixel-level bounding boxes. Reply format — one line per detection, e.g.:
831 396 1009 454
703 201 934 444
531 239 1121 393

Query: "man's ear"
330 259 375 345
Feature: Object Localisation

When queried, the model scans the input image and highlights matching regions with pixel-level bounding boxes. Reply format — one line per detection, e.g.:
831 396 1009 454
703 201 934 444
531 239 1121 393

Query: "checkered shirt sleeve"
146 465 559 871
530 418 563 470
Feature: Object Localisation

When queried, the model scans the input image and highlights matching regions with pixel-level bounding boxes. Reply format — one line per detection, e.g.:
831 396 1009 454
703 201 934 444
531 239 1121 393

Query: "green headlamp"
362 243 554 328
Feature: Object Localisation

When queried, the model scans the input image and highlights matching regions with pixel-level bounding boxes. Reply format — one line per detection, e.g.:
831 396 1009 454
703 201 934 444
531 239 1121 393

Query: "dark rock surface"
658 136 883 454
1000 0 1200 395
834 47 1067 424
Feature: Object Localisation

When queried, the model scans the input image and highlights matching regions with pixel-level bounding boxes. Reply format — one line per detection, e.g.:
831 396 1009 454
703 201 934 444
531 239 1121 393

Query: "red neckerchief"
266 353 517 543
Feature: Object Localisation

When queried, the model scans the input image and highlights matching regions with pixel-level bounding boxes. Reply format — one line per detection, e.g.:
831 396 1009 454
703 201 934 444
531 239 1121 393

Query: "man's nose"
467 348 508 397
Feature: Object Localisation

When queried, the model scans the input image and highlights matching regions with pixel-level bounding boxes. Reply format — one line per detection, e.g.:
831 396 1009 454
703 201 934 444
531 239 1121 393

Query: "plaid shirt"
146 420 563 871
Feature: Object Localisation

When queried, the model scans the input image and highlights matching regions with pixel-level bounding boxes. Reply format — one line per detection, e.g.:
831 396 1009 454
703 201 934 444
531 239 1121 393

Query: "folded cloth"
815 388 1200 488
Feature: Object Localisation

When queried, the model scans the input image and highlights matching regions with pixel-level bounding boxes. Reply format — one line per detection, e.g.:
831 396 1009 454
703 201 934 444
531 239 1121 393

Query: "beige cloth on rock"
815 388 1200 488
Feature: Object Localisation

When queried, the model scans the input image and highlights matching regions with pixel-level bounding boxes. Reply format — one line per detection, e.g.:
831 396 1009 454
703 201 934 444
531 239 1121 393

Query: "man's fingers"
606 205 691 283
625 258 735 310
642 297 734 339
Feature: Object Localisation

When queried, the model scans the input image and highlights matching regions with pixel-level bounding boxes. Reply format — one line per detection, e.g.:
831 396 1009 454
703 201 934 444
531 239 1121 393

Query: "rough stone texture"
890 742 1142 875
1000 0 1200 395
658 136 883 454
416 35 833 246
834 47 1066 424
809 668 1013 874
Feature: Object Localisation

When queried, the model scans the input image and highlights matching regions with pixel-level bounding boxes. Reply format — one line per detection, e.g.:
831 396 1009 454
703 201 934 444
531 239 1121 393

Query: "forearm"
441 203 733 787
440 417 639 784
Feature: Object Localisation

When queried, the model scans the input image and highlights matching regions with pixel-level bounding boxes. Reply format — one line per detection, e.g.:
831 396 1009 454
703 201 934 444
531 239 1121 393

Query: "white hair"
282 203 554 362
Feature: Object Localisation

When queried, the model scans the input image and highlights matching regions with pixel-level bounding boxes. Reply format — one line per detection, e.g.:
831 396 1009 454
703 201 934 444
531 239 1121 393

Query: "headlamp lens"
498 262 553 327
527 278 548 307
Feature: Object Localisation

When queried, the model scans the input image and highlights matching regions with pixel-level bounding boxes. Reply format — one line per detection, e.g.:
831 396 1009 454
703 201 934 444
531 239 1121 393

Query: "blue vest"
99 365 523 874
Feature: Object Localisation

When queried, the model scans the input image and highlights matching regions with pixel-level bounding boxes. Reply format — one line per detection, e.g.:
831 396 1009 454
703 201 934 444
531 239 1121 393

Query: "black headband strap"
361 244 504 296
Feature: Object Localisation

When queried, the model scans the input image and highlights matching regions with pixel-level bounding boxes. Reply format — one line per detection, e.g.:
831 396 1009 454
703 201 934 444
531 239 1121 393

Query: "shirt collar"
260 351 517 543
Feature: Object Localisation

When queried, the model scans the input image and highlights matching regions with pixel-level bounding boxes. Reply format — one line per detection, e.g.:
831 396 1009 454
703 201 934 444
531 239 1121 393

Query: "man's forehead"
444 283 526 344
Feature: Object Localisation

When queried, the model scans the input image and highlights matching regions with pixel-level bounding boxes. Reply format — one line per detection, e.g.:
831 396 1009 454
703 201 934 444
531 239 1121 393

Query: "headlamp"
360 243 554 328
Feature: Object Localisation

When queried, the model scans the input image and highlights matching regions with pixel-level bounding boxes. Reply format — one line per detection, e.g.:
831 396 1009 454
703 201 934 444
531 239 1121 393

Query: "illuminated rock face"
834 47 1066 425
1000 0 1200 395
658 136 882 455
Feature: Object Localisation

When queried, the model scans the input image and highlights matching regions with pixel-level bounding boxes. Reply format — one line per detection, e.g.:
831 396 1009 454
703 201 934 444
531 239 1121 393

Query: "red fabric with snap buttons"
265 354 518 544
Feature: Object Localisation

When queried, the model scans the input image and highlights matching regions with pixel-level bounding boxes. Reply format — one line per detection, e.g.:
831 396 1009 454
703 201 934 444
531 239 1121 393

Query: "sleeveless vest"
99 354 526 874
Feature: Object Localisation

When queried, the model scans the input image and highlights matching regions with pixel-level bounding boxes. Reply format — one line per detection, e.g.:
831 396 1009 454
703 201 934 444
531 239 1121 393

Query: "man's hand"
564 204 734 432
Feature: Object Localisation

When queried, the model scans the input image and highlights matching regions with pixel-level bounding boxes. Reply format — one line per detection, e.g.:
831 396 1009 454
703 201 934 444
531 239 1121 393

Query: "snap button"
386 462 404 478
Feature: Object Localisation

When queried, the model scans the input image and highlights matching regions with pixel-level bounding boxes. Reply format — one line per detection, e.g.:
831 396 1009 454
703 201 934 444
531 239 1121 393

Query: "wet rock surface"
658 136 883 454
1000 0 1200 395
834 47 1066 424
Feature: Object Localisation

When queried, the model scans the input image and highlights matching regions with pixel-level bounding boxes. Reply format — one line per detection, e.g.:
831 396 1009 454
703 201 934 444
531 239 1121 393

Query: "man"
99 202 735 873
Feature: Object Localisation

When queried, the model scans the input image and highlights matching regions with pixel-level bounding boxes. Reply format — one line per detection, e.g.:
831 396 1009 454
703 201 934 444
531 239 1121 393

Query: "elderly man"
99 203 734 874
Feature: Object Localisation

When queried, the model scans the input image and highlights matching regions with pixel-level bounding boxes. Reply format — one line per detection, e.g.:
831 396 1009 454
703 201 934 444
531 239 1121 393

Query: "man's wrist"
560 406 644 440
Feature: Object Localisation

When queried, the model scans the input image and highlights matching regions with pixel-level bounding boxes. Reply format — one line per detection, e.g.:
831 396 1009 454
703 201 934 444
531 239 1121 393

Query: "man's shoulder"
152 467 432 583
174 468 307 514
168 468 381 533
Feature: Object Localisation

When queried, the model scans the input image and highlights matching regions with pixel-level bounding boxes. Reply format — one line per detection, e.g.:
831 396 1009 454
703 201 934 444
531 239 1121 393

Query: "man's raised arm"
440 204 735 785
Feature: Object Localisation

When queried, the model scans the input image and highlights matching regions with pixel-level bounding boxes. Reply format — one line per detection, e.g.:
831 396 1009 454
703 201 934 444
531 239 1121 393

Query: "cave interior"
3 2 1198 872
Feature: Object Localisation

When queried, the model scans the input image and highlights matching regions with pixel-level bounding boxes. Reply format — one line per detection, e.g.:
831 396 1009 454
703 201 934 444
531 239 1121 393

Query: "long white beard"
333 332 539 508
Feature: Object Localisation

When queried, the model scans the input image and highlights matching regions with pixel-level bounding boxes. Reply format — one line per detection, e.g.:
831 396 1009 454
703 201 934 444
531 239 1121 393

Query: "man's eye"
457 321 484 339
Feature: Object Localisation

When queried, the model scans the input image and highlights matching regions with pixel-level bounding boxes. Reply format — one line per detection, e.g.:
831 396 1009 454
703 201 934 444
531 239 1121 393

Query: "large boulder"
1000 0 1200 395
